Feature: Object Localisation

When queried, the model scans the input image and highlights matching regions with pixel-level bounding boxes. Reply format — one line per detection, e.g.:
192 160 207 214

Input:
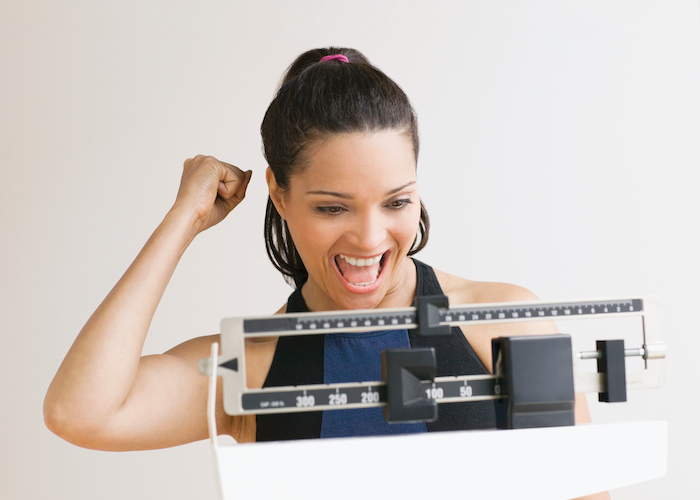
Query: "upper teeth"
339 254 382 267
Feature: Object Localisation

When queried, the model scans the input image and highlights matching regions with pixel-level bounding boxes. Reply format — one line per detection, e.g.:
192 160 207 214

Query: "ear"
266 167 288 220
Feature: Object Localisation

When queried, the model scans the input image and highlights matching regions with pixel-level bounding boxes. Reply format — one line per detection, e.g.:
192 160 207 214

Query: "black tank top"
256 259 496 441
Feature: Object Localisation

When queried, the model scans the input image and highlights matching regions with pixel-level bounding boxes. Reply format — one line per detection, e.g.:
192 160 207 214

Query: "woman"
44 47 601 493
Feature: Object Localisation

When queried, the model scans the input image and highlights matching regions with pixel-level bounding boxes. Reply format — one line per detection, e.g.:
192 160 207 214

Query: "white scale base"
206 344 667 500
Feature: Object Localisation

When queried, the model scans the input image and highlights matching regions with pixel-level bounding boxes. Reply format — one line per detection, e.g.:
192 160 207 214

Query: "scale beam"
199 295 665 428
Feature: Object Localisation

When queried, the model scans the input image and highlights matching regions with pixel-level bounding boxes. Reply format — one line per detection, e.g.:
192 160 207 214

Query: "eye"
315 205 346 215
386 198 412 210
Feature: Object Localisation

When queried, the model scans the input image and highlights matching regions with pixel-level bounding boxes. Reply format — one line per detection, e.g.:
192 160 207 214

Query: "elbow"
43 392 104 448
43 392 130 451
43 393 79 443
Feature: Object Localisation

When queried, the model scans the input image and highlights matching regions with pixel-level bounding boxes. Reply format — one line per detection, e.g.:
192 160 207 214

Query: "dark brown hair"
261 47 429 288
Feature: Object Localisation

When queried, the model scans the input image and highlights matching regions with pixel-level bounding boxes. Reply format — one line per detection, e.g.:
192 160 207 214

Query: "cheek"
394 204 422 248
285 210 334 260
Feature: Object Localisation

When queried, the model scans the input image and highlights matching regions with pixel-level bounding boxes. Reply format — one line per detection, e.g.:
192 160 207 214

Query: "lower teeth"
352 280 375 286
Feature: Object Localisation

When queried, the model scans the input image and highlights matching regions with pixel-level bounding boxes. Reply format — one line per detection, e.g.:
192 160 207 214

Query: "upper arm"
88 335 236 451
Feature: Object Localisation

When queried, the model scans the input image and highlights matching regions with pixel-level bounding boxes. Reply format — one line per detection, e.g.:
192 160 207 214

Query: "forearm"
44 207 198 431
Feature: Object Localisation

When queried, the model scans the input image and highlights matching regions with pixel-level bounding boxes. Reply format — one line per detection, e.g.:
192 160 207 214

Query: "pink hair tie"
319 54 349 63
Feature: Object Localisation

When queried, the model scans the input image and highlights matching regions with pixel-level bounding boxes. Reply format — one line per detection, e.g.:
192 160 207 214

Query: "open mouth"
333 251 387 288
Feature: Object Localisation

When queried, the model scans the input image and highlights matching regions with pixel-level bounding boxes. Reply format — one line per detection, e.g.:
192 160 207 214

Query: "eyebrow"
305 181 416 199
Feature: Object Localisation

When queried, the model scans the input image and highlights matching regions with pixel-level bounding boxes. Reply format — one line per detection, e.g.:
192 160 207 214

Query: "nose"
347 210 387 251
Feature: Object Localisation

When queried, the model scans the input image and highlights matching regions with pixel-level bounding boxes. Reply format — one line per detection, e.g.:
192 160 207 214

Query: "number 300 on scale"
296 395 315 407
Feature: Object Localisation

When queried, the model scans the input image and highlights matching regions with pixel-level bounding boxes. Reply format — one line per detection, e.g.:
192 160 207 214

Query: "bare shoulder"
432 268 540 306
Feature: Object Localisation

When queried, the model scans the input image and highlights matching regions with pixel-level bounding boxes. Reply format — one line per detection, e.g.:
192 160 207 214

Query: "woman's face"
269 130 421 311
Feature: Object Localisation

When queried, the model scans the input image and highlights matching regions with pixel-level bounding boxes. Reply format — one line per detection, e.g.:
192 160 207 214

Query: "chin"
336 289 386 311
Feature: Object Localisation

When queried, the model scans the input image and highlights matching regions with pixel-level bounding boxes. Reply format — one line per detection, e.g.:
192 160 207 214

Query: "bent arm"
44 156 251 449
43 209 215 449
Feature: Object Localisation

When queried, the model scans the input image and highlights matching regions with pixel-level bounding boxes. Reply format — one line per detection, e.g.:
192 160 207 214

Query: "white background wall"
1 1 698 499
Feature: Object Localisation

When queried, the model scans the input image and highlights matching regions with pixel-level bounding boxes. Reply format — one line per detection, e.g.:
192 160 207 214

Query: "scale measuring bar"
199 296 665 420
242 298 643 335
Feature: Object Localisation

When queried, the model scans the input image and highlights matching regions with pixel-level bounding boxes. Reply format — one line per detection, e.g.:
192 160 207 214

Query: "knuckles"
183 155 219 175
181 155 244 187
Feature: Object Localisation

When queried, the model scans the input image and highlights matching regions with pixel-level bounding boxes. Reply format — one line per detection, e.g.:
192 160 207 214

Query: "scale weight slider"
597 340 627 403
414 295 451 336
493 335 576 429
381 348 438 423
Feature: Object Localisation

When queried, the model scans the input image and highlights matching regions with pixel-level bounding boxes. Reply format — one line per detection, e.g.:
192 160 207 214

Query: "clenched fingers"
217 161 252 202
176 155 253 232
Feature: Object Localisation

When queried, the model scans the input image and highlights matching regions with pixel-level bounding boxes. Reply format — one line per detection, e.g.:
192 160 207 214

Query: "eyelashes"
315 206 346 215
315 198 413 215
387 198 412 210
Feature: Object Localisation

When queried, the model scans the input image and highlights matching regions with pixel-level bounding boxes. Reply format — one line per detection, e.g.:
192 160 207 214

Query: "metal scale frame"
199 295 665 428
